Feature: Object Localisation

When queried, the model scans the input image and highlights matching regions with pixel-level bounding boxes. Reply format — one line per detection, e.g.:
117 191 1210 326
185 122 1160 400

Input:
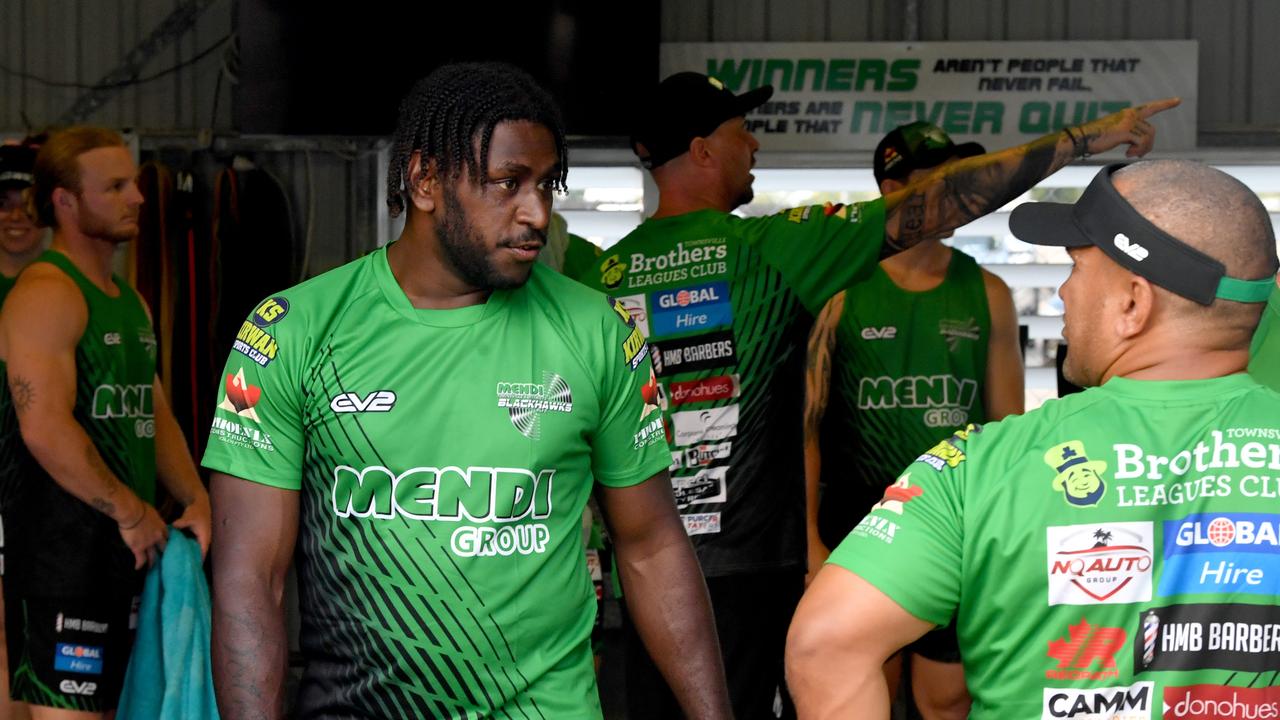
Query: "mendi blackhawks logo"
496 372 573 439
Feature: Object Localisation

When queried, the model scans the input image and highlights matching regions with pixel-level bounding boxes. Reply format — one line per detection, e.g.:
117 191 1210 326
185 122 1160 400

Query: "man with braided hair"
205 62 730 720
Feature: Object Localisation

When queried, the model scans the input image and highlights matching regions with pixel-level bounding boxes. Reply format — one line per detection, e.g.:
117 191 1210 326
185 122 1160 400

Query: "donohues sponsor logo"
252 296 289 327
671 466 728 508
1160 513 1280 597
1047 522 1154 605
1134 603 1280 674
667 374 740 407
234 321 279 366
1046 618 1128 681
650 281 732 335
650 330 736 378
671 404 739 446
682 512 721 536
1163 685 1280 720
1041 683 1153 720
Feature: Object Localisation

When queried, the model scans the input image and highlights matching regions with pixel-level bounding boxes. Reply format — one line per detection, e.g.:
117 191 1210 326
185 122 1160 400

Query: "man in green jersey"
788 160 1280 719
0 126 212 717
803 123 1025 720
204 63 730 720
574 69 1178 720
1247 282 1279 389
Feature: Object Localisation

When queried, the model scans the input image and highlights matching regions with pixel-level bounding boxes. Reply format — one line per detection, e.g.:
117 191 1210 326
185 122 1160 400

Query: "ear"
1115 273 1155 340
51 186 76 220
406 151 440 214
687 136 714 168
879 178 906 196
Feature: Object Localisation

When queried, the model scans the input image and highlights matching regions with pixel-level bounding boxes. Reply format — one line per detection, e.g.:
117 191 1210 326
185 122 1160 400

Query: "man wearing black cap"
574 70 1176 719
788 159 1280 719
802 122 1024 720
0 140 44 293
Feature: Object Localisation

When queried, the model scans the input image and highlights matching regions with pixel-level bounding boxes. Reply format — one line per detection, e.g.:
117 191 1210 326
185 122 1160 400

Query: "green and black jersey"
0 250 156 595
202 249 669 719
575 202 886 575
818 249 990 547
1248 284 1280 391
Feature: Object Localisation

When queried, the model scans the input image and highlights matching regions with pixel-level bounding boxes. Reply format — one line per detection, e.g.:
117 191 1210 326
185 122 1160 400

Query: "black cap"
630 72 773 169
873 122 985 185
1010 163 1277 306
0 144 35 191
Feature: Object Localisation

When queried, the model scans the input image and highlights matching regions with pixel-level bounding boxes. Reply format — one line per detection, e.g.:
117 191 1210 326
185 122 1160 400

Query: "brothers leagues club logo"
496 372 573 439
1047 440 1107 507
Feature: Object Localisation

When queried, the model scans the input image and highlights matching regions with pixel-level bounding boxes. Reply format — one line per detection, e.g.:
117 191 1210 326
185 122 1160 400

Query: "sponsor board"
671 404 739 446
650 330 737 377
1162 685 1280 720
682 512 722 536
1047 522 1154 605
1135 603 1280 674
1046 618 1128 681
650 281 732 335
671 467 728 508
666 374 741 408
1159 513 1280 596
1041 683 1153 720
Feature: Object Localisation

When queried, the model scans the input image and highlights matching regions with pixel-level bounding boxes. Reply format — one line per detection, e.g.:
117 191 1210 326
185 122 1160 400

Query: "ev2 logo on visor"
1113 233 1149 262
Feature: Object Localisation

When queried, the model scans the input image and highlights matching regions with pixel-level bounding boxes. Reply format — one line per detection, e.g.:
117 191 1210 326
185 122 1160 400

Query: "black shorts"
6 594 139 711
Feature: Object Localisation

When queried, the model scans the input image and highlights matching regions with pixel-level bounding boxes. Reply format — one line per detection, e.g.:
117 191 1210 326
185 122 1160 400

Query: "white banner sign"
661 41 1197 152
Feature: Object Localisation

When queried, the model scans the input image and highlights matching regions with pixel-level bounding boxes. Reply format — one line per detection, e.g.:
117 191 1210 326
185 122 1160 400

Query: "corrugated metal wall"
1 0 233 132
661 0 1280 136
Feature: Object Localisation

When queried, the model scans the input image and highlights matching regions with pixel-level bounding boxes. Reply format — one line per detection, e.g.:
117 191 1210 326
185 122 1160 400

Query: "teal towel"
117 528 219 720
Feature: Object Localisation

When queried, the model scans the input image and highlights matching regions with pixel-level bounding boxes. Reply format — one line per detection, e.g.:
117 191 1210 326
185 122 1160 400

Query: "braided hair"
386 62 569 218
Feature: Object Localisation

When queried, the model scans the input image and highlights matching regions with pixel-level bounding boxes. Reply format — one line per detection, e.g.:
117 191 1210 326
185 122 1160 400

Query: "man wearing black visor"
789 159 1280 719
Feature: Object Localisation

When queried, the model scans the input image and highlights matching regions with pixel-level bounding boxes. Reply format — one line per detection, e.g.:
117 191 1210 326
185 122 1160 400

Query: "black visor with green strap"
1010 163 1277 306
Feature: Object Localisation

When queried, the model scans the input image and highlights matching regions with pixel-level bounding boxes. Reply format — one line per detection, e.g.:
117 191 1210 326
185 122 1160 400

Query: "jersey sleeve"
200 295 306 490
739 198 887 315
826 423 975 627
589 297 671 488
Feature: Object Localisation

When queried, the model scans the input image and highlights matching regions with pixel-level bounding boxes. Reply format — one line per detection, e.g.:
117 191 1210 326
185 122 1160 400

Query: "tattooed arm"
881 98 1181 257
804 293 844 586
0 264 167 568
210 472 298 720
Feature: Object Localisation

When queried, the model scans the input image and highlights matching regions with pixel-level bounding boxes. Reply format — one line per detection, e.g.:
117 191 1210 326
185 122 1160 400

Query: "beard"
78 203 138 244
437 187 544 291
